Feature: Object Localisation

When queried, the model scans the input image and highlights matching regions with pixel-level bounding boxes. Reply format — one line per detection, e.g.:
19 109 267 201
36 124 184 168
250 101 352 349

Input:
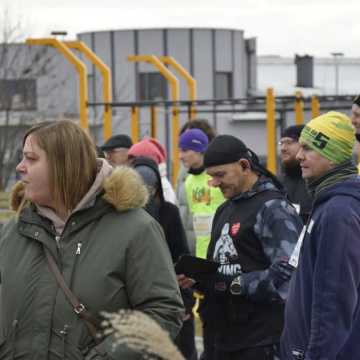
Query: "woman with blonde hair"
0 120 183 359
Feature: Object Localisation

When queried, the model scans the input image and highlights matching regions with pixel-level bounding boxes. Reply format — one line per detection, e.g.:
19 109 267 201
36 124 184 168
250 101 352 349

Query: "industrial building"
0 27 356 174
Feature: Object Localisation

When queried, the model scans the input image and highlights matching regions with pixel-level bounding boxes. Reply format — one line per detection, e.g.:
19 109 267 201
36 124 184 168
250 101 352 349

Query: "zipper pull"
76 242 82 255
55 236 61 249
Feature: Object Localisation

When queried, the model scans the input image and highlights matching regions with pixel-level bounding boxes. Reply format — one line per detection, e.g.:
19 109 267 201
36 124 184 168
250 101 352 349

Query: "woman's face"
16 135 53 207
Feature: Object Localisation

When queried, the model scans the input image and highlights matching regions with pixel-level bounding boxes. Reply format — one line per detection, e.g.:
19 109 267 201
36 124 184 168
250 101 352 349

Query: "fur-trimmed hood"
102 166 149 211
10 165 149 213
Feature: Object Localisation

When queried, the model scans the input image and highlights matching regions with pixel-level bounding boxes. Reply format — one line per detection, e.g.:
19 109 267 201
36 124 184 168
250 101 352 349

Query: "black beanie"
204 135 249 168
204 134 286 193
353 95 360 107
281 125 304 141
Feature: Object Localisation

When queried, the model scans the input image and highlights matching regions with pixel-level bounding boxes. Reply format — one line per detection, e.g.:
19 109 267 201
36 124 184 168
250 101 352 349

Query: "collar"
188 166 205 175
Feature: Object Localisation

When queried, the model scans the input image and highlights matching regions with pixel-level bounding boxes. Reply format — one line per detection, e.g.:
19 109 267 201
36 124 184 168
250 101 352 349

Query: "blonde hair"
23 120 97 212
103 310 184 360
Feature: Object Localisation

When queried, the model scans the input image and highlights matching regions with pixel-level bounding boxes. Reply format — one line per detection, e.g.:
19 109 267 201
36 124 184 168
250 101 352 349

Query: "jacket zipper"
69 242 82 289
76 242 82 255
55 235 61 248
11 319 18 360
53 234 81 356
60 324 69 360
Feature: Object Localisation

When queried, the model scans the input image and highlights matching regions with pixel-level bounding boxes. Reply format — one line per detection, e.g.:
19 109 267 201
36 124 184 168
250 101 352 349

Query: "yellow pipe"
131 106 140 143
294 91 304 125
26 38 89 130
266 88 277 174
150 105 158 138
311 95 320 119
128 55 180 185
172 105 180 184
159 56 197 120
65 41 113 141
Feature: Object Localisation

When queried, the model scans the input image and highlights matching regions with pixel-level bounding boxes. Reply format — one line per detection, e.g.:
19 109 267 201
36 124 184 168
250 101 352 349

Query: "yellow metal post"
311 95 320 119
128 55 180 185
150 105 158 138
160 56 197 120
266 88 277 174
65 41 112 141
131 106 140 143
294 91 304 125
26 38 89 130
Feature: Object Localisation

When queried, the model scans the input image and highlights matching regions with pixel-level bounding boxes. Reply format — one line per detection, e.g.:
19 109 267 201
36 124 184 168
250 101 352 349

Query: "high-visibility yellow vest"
185 172 225 258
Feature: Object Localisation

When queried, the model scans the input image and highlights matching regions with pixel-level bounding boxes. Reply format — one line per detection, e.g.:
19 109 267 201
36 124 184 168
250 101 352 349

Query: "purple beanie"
179 128 208 153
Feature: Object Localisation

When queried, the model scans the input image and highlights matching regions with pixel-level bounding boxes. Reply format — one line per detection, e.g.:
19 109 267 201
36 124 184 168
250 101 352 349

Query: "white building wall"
233 30 246 98
138 30 164 72
193 30 213 101
215 30 232 72
112 30 137 139
167 29 191 103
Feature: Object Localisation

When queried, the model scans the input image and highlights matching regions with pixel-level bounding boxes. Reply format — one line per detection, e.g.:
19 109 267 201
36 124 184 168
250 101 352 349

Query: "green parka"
0 166 184 360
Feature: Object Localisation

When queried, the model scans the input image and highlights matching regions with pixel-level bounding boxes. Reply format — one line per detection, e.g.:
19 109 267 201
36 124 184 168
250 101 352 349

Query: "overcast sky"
2 0 359 58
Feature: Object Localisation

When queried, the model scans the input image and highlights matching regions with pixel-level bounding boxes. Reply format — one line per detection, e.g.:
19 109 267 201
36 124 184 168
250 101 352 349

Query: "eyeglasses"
278 139 296 146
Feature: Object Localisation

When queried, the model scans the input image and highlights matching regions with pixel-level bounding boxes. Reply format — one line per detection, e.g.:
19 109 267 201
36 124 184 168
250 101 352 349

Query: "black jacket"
199 178 302 351
281 170 313 223
132 157 194 314
132 157 190 262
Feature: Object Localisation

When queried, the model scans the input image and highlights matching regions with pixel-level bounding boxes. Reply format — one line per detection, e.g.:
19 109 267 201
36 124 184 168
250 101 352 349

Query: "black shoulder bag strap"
43 246 101 344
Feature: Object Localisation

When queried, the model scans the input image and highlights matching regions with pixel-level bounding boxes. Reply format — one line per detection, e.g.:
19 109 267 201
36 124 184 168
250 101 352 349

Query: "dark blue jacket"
281 176 360 360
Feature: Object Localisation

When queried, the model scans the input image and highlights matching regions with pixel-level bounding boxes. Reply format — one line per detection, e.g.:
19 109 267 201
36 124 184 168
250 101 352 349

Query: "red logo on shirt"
231 222 241 236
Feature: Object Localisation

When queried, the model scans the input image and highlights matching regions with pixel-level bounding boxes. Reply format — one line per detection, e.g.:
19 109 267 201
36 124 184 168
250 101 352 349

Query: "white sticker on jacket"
289 219 314 268
307 219 315 234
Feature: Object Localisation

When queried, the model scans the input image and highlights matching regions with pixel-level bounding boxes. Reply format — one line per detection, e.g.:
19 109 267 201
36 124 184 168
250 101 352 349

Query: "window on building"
139 73 167 101
0 79 37 110
215 72 233 99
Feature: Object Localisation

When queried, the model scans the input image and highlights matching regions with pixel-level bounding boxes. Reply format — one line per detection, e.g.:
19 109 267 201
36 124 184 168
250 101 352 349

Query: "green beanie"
300 111 355 164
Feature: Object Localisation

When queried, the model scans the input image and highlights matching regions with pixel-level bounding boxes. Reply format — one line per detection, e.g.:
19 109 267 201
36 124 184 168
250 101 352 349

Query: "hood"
148 137 167 162
131 156 164 204
314 175 360 207
232 176 280 202
10 163 149 213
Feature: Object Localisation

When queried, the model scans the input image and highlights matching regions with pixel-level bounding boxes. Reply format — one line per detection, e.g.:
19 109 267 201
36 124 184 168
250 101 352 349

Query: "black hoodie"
132 157 190 262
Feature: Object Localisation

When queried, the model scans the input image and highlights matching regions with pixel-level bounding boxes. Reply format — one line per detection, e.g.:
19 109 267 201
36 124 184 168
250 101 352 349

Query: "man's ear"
238 159 250 171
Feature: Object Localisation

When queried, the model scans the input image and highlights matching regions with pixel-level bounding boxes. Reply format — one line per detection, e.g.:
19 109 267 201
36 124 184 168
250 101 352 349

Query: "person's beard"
282 158 302 178
356 133 360 142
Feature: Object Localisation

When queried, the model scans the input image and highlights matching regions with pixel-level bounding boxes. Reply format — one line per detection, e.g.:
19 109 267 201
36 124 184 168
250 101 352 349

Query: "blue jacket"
281 176 360 360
